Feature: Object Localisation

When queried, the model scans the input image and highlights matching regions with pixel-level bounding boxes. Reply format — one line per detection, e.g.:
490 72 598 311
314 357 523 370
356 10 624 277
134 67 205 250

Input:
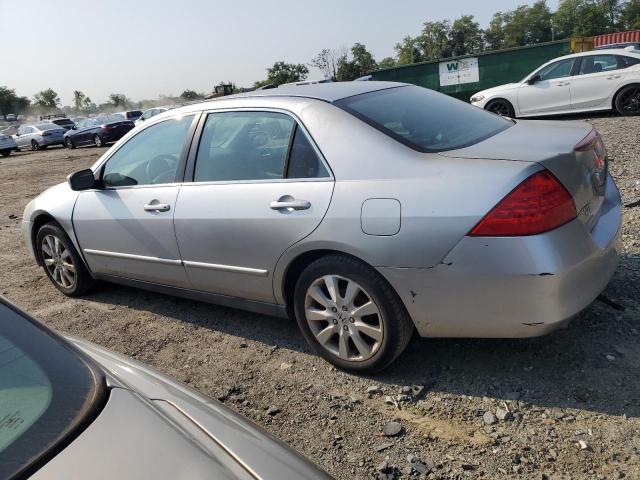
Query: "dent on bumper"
380 175 622 338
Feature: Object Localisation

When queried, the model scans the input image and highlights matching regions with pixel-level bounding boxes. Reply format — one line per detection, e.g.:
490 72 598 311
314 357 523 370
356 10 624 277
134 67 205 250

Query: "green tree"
449 15 484 56
394 36 423 65
554 0 615 38
311 48 345 79
73 90 86 111
0 86 30 114
620 0 640 29
33 88 60 110
180 89 203 100
416 21 452 60
262 61 309 86
336 43 378 81
108 93 129 108
377 57 397 69
485 2 552 49
484 12 508 50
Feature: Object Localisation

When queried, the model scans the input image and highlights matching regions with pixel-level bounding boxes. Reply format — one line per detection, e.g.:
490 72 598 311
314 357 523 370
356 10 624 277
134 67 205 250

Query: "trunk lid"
438 119 607 229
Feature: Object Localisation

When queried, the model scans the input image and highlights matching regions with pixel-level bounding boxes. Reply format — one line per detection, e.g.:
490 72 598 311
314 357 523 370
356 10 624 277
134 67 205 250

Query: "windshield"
52 119 73 125
334 86 512 152
126 110 142 119
0 299 106 478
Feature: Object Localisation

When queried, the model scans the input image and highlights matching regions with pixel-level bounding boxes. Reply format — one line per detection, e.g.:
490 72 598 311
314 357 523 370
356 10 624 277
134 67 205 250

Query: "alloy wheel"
31 140 39 151
487 101 510 116
619 87 640 114
41 234 76 289
94 135 103 147
304 275 384 361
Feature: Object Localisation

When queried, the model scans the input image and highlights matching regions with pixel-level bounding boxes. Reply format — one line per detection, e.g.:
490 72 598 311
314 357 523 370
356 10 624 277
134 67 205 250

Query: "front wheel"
30 140 40 151
65 137 76 149
485 99 515 118
293 254 414 372
615 85 640 116
0 149 10 157
36 222 95 296
93 134 104 147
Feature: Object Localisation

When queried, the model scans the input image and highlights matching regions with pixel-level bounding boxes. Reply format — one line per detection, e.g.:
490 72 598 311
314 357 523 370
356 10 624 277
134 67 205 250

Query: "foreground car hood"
66 337 331 480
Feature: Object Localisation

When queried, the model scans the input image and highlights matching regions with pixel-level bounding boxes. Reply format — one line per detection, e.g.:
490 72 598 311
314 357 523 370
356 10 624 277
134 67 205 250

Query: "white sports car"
471 48 640 117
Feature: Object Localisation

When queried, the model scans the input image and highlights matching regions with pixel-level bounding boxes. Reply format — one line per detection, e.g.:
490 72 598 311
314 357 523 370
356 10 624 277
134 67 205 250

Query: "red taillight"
574 129 607 169
468 170 577 236
101 124 113 131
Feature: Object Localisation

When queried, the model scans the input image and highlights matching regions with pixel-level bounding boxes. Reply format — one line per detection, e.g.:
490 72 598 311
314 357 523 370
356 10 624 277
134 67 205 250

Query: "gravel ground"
1 115 639 480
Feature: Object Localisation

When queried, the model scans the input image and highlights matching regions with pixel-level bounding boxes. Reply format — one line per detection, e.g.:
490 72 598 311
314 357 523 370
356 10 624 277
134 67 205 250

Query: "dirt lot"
1 115 639 480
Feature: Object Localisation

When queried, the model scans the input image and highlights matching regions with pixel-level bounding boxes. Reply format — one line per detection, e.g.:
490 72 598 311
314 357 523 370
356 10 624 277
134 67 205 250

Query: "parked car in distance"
470 48 640 117
0 132 17 156
5 113 17 121
113 110 143 122
0 297 330 480
64 115 135 149
14 123 66 150
135 106 172 126
50 117 76 130
23 82 621 372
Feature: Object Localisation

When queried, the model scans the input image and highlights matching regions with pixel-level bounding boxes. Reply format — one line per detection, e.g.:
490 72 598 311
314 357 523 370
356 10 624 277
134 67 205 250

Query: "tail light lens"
468 170 577 236
574 129 607 169
101 124 113 131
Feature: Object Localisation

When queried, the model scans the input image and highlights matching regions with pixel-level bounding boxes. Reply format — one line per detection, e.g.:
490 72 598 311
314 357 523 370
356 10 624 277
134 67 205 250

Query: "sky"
0 0 557 105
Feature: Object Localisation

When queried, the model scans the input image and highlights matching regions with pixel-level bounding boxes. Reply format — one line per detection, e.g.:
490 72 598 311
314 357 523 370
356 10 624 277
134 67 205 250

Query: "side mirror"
71 125 77 130
68 169 97 191
527 74 541 85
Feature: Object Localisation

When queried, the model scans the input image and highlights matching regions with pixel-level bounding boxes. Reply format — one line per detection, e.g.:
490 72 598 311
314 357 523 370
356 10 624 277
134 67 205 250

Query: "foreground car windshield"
0 299 105 479
335 85 512 152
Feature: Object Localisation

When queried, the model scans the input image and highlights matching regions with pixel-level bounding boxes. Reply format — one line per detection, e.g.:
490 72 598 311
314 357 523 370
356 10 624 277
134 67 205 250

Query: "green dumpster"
369 39 572 102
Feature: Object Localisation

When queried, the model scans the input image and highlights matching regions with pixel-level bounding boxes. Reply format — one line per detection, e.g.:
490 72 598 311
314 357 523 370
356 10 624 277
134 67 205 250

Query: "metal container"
370 40 572 101
594 29 640 47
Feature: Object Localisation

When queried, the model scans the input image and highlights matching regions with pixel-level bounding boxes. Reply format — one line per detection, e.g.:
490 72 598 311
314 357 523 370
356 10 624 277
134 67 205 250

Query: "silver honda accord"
22 82 622 372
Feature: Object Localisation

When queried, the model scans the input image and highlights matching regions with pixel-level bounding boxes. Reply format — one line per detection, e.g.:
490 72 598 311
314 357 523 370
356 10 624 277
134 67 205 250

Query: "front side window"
579 55 619 74
536 59 575 81
335 85 512 153
194 111 295 182
102 114 194 187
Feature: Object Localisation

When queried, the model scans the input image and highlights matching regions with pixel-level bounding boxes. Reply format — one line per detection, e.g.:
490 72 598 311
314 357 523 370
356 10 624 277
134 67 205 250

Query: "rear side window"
621 55 640 67
335 86 512 153
126 111 142 119
287 127 330 179
578 55 619 74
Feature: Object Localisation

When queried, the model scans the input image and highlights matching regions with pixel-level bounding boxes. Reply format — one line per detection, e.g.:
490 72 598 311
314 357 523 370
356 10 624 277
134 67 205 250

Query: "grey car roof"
230 81 408 103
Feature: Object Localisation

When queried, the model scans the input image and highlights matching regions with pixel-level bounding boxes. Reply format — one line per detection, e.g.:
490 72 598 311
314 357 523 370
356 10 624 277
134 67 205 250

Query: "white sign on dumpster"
439 57 479 86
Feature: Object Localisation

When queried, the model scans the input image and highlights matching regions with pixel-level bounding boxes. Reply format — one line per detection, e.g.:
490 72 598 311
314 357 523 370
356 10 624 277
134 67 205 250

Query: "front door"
73 114 197 286
517 58 575 116
174 111 334 303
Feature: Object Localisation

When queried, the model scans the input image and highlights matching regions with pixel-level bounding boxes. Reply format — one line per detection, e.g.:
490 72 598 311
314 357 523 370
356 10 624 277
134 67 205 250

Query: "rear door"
570 54 625 110
73 114 197 287
517 58 576 115
174 110 334 303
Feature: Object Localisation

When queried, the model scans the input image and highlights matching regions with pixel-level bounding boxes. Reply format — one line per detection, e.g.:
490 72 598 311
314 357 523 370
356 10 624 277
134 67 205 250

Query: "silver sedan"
22 82 622 372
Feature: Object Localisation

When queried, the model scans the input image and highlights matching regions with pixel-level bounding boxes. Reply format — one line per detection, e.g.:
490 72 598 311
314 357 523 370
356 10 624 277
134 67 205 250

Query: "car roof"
226 81 406 103
553 48 640 62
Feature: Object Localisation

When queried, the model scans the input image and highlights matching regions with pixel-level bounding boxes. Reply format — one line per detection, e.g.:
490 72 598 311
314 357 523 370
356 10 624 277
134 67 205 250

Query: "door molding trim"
182 260 268 277
83 249 183 266
91 273 288 319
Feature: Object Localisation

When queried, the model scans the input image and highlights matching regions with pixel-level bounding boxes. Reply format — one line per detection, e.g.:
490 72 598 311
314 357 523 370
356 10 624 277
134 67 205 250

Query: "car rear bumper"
379 174 622 338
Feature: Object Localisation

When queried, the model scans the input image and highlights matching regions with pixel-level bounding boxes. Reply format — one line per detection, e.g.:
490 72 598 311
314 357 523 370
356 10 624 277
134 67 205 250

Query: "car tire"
93 134 104 147
0 149 10 157
65 137 76 149
31 140 40 151
36 222 95 297
614 85 640 116
485 99 515 118
293 254 414 372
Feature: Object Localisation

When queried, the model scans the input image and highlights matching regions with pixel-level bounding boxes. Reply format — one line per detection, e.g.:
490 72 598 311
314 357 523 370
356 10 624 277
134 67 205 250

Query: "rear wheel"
36 222 95 296
93 134 104 147
485 99 515 118
65 137 76 149
293 254 414 372
615 85 640 116
30 140 40 151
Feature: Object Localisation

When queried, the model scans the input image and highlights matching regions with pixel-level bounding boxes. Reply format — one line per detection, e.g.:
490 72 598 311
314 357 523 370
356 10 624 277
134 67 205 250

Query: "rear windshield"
34 123 59 131
0 299 105 478
52 119 73 125
334 85 512 152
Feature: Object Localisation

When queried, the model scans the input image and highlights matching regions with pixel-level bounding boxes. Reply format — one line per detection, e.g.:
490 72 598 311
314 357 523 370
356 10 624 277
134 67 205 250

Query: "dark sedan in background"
0 297 330 479
63 115 135 148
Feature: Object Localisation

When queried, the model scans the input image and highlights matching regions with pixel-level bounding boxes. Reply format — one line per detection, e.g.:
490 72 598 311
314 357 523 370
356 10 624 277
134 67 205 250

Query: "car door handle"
606 75 622 80
144 202 171 212
270 199 311 211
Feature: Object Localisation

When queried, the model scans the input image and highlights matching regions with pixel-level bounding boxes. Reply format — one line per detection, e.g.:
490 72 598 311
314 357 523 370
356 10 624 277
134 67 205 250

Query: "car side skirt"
93 273 289 319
